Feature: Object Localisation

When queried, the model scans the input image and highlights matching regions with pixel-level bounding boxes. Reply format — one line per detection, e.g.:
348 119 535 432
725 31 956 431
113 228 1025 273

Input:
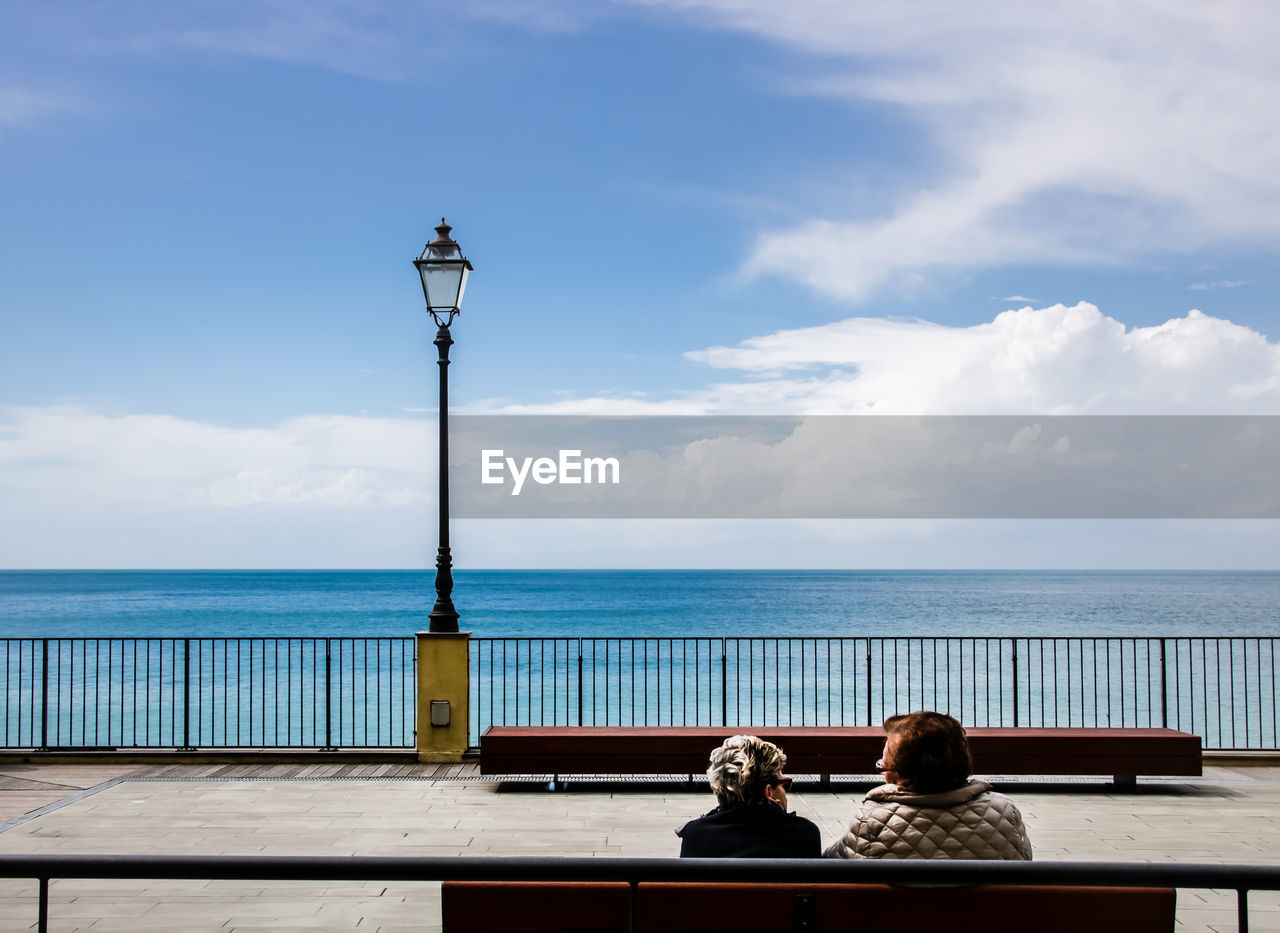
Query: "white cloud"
630 0 1280 300
29 3 1279 300
85 0 607 82
488 303 1280 415
5 303 1279 566
0 85 71 126
0 406 434 510
14 305 1265 514
1189 280 1248 290
166 5 425 81
0 406 443 566
453 414 1280 520
4 400 1276 567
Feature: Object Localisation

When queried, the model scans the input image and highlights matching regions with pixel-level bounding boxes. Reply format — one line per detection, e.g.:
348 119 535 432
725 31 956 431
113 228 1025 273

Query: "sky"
2 0 1280 569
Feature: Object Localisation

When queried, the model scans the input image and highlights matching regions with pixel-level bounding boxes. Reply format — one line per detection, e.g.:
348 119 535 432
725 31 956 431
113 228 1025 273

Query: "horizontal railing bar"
11 634 416 642
4 635 1275 639
1 854 1279 889
470 635 1280 640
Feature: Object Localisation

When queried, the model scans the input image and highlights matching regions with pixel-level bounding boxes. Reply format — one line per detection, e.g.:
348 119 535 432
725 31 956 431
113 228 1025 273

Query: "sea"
1 569 1278 639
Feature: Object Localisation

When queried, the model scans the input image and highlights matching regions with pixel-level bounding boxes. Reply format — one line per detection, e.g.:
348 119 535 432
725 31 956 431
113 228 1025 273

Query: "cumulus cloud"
0 406 434 510
632 0 1280 300
453 414 1280 519
488 303 1280 415
7 304 1270 518
5 305 1280 566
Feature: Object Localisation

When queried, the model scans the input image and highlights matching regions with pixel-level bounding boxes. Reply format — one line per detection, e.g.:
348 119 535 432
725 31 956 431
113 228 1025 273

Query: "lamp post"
414 218 473 634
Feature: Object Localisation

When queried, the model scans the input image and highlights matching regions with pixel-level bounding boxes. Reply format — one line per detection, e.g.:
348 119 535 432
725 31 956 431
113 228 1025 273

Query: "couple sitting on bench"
676 711 1032 860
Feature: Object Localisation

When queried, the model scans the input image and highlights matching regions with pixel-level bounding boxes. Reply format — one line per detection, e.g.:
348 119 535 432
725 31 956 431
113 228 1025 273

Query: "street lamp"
414 218 473 633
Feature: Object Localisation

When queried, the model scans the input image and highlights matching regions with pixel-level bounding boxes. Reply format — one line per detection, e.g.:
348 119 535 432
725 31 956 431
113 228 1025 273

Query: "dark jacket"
676 800 821 858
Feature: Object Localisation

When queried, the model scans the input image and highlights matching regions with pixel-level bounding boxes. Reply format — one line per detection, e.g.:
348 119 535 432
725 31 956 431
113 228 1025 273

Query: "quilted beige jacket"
824 780 1032 860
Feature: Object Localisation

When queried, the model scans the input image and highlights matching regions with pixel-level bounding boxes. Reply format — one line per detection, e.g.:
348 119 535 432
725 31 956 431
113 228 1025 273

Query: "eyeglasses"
772 777 794 791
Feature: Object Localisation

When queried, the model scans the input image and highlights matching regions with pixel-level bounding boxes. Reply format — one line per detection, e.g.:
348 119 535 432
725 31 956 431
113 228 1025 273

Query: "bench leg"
1114 774 1137 792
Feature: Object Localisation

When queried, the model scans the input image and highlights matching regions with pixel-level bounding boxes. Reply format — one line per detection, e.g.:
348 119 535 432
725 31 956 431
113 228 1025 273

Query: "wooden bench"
479 726 1202 787
442 880 1177 932
443 882 632 932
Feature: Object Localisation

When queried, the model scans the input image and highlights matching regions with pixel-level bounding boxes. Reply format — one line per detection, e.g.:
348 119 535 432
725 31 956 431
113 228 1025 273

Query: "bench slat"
440 881 1177 933
442 881 630 933
635 883 1176 932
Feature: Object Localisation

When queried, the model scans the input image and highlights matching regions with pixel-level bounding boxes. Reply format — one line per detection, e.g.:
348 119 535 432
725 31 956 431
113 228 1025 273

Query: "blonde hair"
706 735 787 806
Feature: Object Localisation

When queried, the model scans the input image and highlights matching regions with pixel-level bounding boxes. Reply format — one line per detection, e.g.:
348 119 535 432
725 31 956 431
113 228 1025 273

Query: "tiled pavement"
1 760 1279 932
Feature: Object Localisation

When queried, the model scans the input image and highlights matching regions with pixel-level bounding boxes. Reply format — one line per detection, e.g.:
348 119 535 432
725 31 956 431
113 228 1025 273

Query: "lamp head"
414 218 473 325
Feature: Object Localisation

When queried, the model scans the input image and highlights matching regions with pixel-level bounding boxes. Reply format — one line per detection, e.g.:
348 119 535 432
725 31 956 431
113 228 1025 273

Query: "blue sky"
3 1 1280 568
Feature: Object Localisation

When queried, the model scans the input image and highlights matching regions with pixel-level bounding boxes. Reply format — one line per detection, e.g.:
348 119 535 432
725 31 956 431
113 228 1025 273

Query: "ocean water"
1 569 1278 638
3 570 1278 750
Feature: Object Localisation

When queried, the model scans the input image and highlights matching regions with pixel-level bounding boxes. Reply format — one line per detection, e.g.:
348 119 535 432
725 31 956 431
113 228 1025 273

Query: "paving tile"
1 764 1279 931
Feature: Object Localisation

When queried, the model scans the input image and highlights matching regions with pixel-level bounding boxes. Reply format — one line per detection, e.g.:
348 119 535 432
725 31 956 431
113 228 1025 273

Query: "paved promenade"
1 760 1278 932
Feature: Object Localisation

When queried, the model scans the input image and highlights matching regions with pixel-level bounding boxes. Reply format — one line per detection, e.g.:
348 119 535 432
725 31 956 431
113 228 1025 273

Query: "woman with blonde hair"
825 711 1032 860
677 734 820 857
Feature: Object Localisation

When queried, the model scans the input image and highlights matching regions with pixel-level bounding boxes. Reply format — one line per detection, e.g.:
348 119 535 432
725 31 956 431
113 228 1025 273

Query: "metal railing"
1 854 1277 933
0 638 415 749
471 636 1280 750
5 634 1278 753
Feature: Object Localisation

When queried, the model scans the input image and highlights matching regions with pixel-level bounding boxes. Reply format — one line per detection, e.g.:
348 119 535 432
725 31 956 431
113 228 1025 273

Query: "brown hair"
883 711 972 793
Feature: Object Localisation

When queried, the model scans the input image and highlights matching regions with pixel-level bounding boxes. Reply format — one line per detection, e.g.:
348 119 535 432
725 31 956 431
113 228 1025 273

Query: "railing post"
179 639 194 751
322 638 335 751
720 639 727 728
38 639 50 751
38 876 48 933
577 641 584 727
865 642 873 727
1159 638 1169 729
1011 639 1019 728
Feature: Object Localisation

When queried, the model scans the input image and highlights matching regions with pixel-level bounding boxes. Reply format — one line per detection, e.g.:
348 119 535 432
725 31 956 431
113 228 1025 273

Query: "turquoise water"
1 569 1278 637
3 571 1278 749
